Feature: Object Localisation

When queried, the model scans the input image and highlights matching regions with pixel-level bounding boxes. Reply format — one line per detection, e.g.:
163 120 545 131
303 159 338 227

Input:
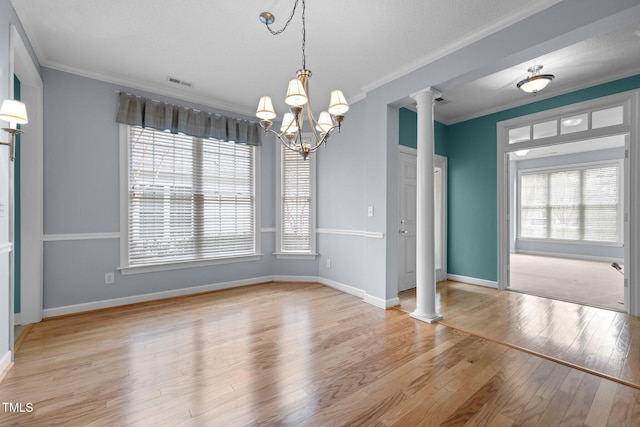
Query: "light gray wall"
316 98 368 291
41 68 319 310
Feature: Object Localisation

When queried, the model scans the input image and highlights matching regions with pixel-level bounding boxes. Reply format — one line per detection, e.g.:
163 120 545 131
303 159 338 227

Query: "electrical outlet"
326 259 331 269
105 272 115 284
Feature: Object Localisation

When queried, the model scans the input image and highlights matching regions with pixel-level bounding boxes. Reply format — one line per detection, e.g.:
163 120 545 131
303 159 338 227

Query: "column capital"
410 87 441 104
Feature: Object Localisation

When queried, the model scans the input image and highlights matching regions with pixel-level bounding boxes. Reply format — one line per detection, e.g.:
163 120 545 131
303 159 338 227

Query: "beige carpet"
509 253 625 312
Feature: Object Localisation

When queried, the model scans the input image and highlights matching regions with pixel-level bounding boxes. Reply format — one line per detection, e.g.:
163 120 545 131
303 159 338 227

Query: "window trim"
516 159 624 246
118 124 261 275
274 136 317 260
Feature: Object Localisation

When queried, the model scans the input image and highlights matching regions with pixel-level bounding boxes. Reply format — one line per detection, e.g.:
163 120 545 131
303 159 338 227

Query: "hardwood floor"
2 281 640 426
400 281 640 389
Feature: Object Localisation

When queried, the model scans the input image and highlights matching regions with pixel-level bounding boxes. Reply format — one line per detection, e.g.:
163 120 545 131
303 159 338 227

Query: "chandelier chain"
264 0 307 70
265 0 300 35
301 0 306 69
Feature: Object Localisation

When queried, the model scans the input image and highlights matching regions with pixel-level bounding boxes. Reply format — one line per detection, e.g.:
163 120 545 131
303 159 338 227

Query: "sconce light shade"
0 99 29 126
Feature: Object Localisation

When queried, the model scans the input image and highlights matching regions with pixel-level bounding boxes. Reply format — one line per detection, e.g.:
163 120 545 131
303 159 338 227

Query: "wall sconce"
0 99 29 161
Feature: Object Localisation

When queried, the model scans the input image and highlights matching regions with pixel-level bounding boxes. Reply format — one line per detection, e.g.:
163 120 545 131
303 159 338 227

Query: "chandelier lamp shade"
0 99 29 162
517 65 555 94
255 0 348 159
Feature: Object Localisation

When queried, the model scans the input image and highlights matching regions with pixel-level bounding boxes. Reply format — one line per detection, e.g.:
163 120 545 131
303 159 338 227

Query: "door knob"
399 229 409 234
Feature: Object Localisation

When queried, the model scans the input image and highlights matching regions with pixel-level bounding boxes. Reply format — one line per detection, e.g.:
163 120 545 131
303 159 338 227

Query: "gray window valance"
116 92 261 146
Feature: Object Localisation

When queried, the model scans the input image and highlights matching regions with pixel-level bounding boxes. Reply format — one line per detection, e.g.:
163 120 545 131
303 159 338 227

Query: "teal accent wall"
14 74 21 314
447 74 640 282
399 107 448 156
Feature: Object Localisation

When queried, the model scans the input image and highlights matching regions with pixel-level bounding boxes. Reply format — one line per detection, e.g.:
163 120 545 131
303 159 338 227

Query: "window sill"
119 254 263 275
274 252 318 260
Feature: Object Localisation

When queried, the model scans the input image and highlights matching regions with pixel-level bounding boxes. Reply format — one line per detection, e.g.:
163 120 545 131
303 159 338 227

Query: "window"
507 103 627 145
276 140 316 258
519 163 621 243
123 126 257 268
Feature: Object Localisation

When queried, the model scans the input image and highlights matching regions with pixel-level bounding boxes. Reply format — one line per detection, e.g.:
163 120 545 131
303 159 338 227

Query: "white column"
409 88 442 323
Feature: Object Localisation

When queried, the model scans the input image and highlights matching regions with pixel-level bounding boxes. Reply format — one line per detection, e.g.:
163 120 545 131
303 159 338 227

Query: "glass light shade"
0 99 28 126
280 113 298 134
285 78 308 107
328 90 349 115
256 96 276 120
517 75 553 93
316 111 334 133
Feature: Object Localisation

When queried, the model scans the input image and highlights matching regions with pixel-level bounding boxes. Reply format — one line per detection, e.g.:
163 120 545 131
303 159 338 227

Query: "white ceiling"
10 0 640 124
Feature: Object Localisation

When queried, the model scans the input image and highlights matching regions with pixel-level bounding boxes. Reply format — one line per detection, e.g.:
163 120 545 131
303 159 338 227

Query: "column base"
410 311 443 324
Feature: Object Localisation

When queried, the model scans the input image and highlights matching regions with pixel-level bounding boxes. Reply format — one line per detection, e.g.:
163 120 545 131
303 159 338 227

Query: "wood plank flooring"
400 281 640 389
1 281 639 426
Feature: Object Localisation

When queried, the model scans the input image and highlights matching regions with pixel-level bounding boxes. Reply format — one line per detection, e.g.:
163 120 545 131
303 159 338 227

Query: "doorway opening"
398 148 447 296
498 91 635 314
507 137 626 311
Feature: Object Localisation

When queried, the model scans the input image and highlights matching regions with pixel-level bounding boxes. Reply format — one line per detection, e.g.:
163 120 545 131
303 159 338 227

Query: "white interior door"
399 150 447 292
399 151 417 292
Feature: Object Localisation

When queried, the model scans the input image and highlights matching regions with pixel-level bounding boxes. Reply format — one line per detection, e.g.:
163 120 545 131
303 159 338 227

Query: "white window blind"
279 147 314 253
127 126 255 266
519 163 620 243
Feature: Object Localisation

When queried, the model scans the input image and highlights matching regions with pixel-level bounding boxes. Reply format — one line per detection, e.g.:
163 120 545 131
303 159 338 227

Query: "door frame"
9 25 44 333
497 90 637 315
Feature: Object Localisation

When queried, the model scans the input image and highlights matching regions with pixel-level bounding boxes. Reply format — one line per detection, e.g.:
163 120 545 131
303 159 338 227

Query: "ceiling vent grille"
167 76 194 88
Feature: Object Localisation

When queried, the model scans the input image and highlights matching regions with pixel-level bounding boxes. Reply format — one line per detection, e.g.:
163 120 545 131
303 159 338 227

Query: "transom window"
508 104 625 144
123 126 256 267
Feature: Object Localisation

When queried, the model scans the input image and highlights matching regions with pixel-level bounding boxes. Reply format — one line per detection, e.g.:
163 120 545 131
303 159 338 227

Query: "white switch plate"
367 206 374 217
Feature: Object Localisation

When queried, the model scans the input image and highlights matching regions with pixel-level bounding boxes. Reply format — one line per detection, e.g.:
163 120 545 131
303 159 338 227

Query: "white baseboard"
0 350 12 379
363 293 400 309
447 274 498 289
43 276 274 318
41 275 396 318
13 313 22 326
317 277 365 299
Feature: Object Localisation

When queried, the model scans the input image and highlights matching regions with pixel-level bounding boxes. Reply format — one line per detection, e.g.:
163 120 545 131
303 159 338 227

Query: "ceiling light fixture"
517 65 555 94
0 99 29 161
255 0 348 159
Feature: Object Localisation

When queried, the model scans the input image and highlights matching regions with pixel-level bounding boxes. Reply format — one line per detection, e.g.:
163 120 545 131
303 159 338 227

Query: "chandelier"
255 0 349 159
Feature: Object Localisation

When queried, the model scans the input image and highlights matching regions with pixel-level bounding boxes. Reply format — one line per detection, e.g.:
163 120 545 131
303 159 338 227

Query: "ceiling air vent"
167 76 194 88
